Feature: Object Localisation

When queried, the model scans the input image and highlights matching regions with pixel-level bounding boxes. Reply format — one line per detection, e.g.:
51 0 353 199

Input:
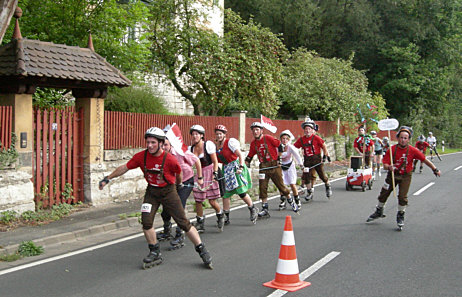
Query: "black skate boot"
157 222 173 242
325 184 332 198
278 195 286 210
419 166 423 173
258 203 270 219
249 205 258 224
287 197 300 214
142 243 162 269
216 212 224 232
305 188 314 201
294 195 301 209
194 216 205 233
168 228 185 251
366 206 386 222
396 211 405 231
224 210 230 225
195 243 213 269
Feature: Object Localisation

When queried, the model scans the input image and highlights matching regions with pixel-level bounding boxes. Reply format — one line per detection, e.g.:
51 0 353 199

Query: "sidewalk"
0 162 348 258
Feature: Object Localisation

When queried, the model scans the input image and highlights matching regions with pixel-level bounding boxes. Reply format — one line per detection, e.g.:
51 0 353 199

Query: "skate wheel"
397 226 403 231
206 263 214 270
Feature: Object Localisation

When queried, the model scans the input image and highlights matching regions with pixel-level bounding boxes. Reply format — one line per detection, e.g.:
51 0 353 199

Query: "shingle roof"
0 38 131 87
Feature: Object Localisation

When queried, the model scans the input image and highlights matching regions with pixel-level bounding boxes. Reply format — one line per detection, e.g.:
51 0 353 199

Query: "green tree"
147 1 287 116
279 48 387 122
2 0 150 74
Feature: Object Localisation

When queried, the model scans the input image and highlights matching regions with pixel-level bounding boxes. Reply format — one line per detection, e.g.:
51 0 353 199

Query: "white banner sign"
378 119 399 131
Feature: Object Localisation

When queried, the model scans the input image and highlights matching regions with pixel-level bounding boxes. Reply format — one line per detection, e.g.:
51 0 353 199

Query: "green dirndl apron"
221 159 253 198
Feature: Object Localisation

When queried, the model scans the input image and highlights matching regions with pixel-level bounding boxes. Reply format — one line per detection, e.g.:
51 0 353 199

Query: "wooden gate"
33 107 84 207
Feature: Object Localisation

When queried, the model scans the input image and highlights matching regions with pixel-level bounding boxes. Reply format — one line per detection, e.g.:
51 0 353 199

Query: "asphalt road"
1 153 461 297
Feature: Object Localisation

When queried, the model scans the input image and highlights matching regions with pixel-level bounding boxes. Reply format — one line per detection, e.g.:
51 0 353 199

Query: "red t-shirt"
294 135 324 156
415 141 429 153
248 135 280 162
383 145 425 174
126 150 181 187
354 136 374 153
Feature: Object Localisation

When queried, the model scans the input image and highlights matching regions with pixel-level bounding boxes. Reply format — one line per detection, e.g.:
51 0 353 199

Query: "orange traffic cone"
263 215 311 292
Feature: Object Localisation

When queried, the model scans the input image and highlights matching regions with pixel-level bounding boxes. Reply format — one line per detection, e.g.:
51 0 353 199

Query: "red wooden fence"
0 106 13 150
33 107 84 207
104 112 240 149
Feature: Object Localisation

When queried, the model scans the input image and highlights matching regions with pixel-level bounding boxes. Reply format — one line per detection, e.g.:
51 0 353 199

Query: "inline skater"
214 125 258 224
159 134 203 250
294 119 332 200
366 126 441 230
279 130 303 209
189 125 225 232
370 131 383 178
99 127 212 269
413 135 429 173
245 122 297 218
354 125 374 168
427 132 441 161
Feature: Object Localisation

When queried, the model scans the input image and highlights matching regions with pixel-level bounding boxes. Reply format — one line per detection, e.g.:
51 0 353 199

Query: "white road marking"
413 182 435 196
0 233 145 276
266 251 341 297
454 166 462 171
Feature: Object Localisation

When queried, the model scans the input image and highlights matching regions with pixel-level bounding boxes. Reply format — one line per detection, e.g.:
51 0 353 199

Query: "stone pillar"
231 110 247 147
0 93 33 170
74 96 105 205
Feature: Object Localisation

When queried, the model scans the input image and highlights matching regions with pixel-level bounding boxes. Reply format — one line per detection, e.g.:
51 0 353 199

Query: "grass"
0 241 44 262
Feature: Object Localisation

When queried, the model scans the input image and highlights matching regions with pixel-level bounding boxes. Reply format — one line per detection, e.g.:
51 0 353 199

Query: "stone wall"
0 169 35 213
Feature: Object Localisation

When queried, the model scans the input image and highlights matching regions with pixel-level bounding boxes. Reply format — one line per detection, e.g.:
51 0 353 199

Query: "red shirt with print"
415 141 430 153
127 150 181 186
294 135 324 157
354 136 374 153
383 145 425 175
247 135 280 162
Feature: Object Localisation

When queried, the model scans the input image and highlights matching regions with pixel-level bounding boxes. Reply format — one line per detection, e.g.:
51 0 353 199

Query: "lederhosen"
140 150 191 232
301 135 327 184
378 146 411 206
255 135 289 199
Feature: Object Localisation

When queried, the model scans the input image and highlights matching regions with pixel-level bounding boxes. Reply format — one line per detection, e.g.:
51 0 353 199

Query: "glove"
236 165 243 175
176 183 184 192
99 176 110 188
277 157 282 166
433 168 440 177
213 171 219 181
323 155 331 162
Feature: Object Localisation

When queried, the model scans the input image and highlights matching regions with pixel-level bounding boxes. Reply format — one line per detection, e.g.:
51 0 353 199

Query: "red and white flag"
165 123 188 156
261 115 277 133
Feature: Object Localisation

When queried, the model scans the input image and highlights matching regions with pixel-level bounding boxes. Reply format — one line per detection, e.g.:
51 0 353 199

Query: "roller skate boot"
397 211 405 231
278 196 286 210
194 216 205 233
258 203 270 219
294 195 301 209
142 243 162 269
216 212 224 232
195 243 213 269
325 184 332 198
249 205 258 224
419 166 423 174
287 197 299 214
156 222 172 241
224 210 230 225
168 228 185 251
367 206 386 222
305 188 314 201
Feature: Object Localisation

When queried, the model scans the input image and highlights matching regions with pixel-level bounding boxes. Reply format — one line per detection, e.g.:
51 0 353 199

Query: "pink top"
171 148 199 182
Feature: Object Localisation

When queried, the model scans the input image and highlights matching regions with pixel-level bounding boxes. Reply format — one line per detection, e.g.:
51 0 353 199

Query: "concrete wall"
0 169 35 213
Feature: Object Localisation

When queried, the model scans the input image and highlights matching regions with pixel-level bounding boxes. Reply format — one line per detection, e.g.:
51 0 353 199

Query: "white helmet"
279 129 294 141
145 127 166 140
250 122 264 129
370 130 377 135
190 125 205 135
429 132 433 135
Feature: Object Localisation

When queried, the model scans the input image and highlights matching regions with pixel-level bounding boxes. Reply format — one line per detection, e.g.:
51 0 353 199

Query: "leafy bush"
0 210 18 224
18 241 44 257
105 85 170 114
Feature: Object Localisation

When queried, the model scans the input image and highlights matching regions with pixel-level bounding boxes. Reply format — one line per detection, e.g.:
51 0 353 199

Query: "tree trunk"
0 0 18 44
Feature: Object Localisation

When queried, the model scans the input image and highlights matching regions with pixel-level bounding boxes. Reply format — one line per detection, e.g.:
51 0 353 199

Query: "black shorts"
375 149 383 155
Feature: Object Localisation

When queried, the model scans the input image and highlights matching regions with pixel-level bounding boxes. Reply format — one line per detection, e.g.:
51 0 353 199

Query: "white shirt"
427 136 436 146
